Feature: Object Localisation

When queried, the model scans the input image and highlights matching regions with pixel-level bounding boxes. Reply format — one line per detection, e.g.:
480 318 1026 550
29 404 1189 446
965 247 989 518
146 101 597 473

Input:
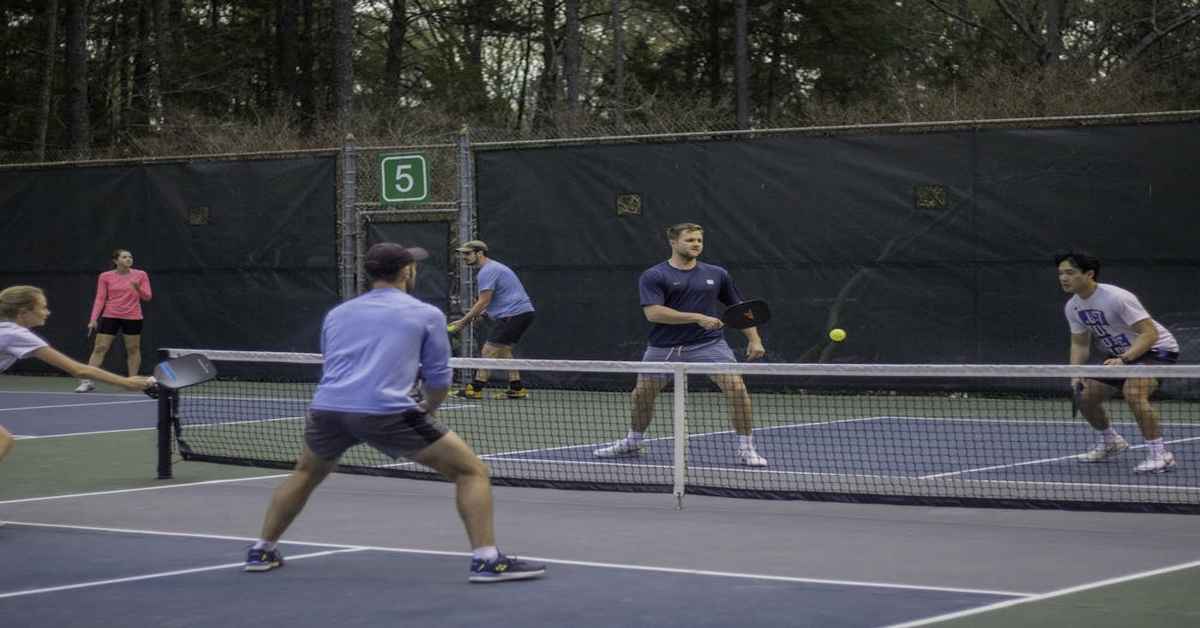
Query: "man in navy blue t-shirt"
594 223 768 466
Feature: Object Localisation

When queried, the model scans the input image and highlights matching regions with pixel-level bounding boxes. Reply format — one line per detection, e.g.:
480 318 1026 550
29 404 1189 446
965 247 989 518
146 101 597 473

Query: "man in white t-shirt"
1057 251 1179 473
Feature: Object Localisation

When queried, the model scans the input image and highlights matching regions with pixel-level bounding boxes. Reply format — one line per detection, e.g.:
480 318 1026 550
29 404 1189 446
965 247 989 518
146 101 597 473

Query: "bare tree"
733 0 749 129
35 0 60 161
333 0 354 128
65 0 91 157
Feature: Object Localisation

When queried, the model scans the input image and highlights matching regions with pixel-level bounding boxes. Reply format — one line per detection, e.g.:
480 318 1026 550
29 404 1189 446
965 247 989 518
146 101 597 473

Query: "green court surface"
0 374 280 500
0 430 282 501
920 563 1200 627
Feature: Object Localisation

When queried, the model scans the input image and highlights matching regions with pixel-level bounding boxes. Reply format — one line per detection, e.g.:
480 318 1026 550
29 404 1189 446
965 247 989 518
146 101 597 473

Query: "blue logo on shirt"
1077 309 1130 354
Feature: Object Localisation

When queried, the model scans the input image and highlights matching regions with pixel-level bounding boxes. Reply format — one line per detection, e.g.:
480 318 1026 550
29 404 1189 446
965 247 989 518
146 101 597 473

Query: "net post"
672 365 687 509
155 348 172 479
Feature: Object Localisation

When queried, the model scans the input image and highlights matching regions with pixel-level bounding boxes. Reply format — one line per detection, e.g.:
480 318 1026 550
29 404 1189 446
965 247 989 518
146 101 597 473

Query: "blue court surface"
0 390 156 437
4 385 1200 627
0 523 1019 628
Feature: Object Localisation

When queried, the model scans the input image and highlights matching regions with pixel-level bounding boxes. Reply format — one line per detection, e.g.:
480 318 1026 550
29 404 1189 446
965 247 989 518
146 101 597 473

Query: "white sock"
625 431 644 444
1147 438 1165 457
737 435 754 449
252 540 276 551
1102 428 1121 443
473 545 500 561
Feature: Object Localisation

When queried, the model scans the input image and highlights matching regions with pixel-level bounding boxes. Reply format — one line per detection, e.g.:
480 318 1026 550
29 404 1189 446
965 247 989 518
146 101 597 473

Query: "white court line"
920 435 1200 479
0 391 141 398
2 521 1032 599
15 427 156 439
883 558 1200 628
0 546 365 600
0 399 153 413
0 474 291 505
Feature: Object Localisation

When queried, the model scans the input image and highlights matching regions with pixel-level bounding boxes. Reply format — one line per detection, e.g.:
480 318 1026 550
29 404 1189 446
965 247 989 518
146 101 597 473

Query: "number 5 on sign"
381 154 429 203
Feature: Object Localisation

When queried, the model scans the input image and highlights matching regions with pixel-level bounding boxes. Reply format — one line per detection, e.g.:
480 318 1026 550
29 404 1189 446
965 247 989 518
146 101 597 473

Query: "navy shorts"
486 311 535 347
1092 350 1180 389
97 317 143 335
305 407 448 461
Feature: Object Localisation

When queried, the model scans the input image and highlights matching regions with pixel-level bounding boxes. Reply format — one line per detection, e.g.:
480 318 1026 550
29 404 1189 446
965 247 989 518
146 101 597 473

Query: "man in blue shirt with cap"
245 242 545 583
450 240 536 400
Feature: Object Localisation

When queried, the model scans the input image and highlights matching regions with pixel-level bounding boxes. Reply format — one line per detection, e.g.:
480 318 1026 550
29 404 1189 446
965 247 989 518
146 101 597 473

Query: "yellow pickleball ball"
829 328 847 342
447 324 459 334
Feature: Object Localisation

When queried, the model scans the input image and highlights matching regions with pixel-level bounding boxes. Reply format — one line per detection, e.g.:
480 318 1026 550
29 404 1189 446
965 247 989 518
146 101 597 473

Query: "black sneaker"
468 553 546 583
244 546 285 572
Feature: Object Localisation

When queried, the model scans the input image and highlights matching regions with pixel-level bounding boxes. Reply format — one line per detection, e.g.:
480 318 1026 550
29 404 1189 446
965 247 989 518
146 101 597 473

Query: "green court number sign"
380 154 429 203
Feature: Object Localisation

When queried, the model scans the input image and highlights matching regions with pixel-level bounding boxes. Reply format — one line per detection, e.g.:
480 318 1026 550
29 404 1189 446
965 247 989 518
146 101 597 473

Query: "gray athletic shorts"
305 407 448 461
640 338 737 381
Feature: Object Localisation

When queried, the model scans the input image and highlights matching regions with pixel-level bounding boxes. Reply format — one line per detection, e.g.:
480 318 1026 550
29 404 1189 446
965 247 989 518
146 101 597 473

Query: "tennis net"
156 348 1200 513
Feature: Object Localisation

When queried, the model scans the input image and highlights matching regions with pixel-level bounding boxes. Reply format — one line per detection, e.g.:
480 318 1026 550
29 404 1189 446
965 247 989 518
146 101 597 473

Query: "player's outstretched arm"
31 347 152 391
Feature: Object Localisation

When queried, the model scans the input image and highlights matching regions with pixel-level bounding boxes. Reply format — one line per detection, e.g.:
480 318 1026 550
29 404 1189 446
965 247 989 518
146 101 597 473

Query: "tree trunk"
610 0 624 132
1041 0 1066 65
299 0 317 130
333 0 354 129
460 0 488 114
277 0 301 114
155 0 173 121
515 0 536 129
564 0 580 117
733 0 749 129
35 0 60 161
133 0 154 129
708 0 722 107
384 0 407 101
764 1 783 124
65 0 91 157
534 0 558 130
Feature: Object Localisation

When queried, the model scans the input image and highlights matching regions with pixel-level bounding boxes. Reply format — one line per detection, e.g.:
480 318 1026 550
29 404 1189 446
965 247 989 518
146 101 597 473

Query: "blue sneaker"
468 553 546 583
244 547 285 572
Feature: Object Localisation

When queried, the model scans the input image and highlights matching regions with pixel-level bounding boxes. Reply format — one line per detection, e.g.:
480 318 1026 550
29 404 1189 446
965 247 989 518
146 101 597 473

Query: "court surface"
2 376 1199 627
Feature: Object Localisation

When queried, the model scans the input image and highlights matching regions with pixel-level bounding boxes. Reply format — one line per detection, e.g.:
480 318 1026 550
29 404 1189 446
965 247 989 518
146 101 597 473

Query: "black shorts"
486 311 535 347
305 407 448 461
97 317 143 335
1092 349 1180 389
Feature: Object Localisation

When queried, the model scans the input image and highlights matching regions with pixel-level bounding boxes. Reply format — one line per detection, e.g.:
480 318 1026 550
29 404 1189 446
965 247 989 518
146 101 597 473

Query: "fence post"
456 126 478 357
339 133 359 300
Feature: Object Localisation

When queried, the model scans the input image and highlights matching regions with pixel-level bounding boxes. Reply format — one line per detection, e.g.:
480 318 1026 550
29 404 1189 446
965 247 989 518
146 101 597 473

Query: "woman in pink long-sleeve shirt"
75 249 152 392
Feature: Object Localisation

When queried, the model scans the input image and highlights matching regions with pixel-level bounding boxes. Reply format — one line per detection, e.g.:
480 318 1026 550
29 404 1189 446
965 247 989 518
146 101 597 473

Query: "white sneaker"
1134 451 1176 474
593 439 642 458
74 380 95 393
1079 436 1129 462
736 447 768 467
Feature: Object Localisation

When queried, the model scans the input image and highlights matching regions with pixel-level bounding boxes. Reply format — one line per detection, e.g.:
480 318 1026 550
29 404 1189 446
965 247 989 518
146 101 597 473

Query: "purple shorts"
639 338 737 380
